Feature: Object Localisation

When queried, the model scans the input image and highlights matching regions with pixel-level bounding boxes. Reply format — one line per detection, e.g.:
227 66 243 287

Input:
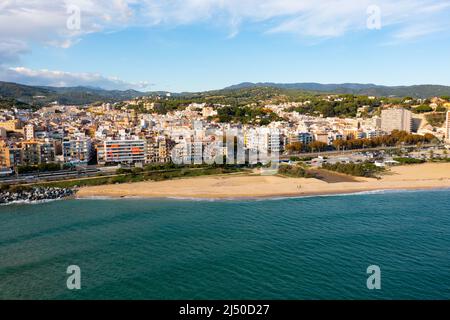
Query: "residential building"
24 124 35 140
63 137 93 164
314 132 329 144
39 139 56 163
288 132 313 145
99 138 146 165
0 140 11 168
21 141 41 166
0 120 22 132
381 108 412 133
145 136 171 164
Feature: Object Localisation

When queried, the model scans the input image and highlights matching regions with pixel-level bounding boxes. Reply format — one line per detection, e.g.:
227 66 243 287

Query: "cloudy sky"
1 0 450 91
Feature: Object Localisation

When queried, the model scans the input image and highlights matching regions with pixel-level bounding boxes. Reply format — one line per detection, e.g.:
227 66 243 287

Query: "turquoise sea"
0 190 449 300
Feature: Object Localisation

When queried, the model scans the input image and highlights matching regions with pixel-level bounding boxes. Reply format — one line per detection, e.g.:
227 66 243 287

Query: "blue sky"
1 0 450 92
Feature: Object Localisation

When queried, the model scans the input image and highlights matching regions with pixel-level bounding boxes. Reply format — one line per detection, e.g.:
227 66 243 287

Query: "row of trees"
17 163 66 174
286 141 328 153
332 130 436 151
286 130 437 154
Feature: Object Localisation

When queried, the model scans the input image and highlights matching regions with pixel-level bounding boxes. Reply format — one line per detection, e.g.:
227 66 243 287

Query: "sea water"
0 189 449 299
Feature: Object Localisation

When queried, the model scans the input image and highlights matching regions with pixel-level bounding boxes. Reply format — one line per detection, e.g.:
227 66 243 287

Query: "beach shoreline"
76 163 450 200
76 186 450 201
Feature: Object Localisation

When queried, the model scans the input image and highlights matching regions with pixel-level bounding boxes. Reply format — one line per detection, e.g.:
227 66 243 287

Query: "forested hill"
0 81 152 107
2 80 450 110
224 82 450 98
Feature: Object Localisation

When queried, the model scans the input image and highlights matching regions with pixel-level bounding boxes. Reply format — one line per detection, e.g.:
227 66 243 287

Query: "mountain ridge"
223 82 450 98
2 80 450 109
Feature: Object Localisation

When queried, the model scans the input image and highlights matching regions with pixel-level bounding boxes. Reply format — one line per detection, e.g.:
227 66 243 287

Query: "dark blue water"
0 190 449 300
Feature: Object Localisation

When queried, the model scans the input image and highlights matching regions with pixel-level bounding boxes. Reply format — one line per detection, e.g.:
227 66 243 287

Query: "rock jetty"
0 187 75 204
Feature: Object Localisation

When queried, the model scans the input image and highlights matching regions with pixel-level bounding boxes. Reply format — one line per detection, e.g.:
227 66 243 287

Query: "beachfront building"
145 136 171 164
244 128 282 162
170 138 196 165
21 141 41 166
98 138 146 165
0 140 11 168
63 136 93 165
254 128 281 154
39 139 56 164
381 108 412 134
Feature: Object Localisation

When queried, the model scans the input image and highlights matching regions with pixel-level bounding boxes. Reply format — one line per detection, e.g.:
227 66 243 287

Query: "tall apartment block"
97 139 146 165
381 108 413 134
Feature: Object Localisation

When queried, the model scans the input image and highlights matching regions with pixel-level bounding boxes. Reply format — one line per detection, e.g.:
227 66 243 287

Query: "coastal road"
280 143 440 160
0 168 102 185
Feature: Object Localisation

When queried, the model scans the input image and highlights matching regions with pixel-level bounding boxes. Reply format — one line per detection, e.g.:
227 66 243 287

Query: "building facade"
98 139 146 165
24 124 35 140
381 108 412 134
63 137 93 164
0 140 11 168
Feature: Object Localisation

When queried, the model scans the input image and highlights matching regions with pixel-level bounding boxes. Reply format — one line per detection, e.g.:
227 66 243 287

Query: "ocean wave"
0 198 64 207
260 187 450 200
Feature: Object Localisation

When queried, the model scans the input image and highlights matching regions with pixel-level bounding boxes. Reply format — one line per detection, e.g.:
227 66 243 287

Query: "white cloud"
393 24 445 40
138 0 450 39
0 1 449 65
0 67 151 91
0 0 136 62
0 40 29 63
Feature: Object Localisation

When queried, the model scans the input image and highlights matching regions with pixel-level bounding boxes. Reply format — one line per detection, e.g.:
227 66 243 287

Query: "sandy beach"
76 163 450 199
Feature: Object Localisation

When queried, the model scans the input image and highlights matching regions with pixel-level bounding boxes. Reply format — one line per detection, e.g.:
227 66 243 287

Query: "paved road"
280 143 440 160
0 168 102 184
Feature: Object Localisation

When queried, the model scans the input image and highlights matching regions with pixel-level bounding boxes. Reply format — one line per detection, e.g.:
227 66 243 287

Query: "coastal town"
1 91 450 202
3 0 450 303
1 94 450 169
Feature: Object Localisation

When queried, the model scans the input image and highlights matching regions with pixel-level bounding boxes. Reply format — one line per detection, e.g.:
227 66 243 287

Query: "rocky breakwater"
0 186 75 204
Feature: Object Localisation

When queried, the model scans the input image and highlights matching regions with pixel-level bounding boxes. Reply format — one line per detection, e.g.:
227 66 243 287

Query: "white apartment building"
365 130 384 139
381 108 412 134
170 138 203 165
99 138 146 164
245 128 281 153
24 124 34 140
